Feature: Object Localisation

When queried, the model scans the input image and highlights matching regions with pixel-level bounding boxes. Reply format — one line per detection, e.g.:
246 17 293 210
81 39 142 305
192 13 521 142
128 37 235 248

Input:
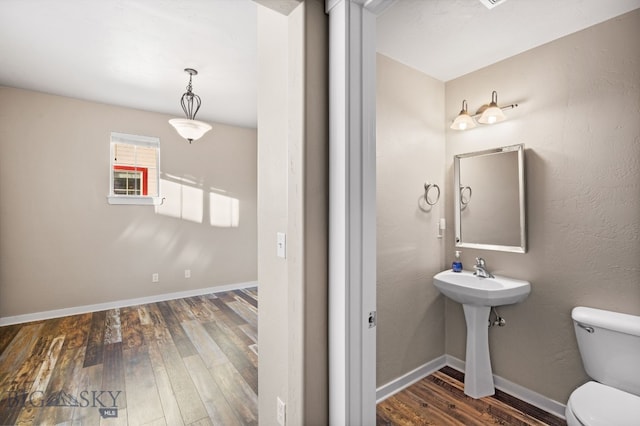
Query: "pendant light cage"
180 68 202 120
168 68 212 143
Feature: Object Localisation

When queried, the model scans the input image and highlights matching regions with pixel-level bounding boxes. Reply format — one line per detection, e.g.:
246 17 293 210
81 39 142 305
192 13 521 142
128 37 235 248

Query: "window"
108 132 161 205
113 166 145 195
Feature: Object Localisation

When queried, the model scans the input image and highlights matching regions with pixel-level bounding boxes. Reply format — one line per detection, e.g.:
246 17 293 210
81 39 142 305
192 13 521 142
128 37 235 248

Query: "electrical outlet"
152 273 159 283
277 397 285 426
184 269 191 278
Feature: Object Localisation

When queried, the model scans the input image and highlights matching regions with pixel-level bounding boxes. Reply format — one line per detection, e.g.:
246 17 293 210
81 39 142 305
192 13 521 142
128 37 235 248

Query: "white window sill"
107 196 163 206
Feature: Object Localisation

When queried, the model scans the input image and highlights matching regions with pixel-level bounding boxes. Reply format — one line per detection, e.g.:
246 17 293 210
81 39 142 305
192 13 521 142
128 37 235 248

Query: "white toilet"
565 306 640 426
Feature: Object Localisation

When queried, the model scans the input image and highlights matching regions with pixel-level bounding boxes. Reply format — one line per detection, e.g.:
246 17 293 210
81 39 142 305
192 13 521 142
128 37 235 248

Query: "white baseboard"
376 355 447 403
0 281 258 326
376 354 566 420
446 355 566 420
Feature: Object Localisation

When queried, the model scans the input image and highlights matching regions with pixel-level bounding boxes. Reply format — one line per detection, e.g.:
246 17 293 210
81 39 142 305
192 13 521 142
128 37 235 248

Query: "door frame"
326 1 395 424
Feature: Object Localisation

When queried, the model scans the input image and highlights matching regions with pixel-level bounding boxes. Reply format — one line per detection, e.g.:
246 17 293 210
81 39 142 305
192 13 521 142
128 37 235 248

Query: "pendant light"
450 100 477 130
168 68 212 143
477 91 506 124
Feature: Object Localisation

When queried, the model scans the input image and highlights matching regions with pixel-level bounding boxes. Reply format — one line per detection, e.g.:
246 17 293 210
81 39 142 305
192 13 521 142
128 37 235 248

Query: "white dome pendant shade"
450 100 476 130
478 91 506 124
168 118 212 142
168 68 212 143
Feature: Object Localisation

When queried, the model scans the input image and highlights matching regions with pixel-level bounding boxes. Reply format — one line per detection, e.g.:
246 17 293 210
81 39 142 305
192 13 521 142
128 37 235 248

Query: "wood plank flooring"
1 288 566 426
377 366 567 426
0 288 258 426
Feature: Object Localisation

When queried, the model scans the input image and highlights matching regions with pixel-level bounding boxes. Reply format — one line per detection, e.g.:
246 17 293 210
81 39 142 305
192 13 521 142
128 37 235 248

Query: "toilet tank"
572 307 640 396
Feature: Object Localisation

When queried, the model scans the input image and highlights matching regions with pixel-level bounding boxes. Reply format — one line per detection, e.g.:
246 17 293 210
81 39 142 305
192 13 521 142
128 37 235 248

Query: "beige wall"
257 0 327 424
0 87 257 318
294 1 328 422
257 5 289 424
376 54 446 386
444 9 640 403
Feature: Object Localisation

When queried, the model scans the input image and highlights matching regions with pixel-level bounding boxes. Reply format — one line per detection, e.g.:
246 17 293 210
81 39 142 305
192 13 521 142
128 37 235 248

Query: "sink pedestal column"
462 304 495 398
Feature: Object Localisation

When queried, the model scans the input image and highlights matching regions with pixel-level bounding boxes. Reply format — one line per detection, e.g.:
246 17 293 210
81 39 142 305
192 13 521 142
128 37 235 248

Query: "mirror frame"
454 144 526 253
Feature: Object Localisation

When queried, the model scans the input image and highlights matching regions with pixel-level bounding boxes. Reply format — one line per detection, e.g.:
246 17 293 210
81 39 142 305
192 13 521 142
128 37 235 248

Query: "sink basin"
433 269 531 398
433 270 530 306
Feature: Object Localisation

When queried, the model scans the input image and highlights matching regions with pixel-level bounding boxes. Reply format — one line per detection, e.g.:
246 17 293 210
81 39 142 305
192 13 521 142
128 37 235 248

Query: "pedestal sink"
434 270 531 398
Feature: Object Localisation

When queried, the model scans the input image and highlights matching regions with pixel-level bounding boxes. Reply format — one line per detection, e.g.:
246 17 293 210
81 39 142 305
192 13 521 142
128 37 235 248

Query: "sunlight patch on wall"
210 192 240 228
154 175 240 227
155 178 204 224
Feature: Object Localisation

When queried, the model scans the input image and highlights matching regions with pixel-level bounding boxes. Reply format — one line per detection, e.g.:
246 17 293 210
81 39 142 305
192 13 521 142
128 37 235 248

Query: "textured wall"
376 54 446 387
444 10 640 404
0 87 257 318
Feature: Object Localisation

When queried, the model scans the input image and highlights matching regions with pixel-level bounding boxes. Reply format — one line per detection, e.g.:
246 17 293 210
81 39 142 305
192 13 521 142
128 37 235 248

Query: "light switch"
277 232 286 258
437 217 446 239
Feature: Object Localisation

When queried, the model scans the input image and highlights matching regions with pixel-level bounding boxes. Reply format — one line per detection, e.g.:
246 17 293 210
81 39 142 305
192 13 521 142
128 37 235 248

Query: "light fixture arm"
460 99 469 114
471 103 518 118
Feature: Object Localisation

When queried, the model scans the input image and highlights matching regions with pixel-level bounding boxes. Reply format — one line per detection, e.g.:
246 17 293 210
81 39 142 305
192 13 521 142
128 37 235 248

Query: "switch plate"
152 273 159 283
277 232 286 259
437 217 446 239
277 397 286 426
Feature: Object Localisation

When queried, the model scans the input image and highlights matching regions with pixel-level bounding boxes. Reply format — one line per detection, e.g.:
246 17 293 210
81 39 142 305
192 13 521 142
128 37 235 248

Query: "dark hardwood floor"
377 366 566 426
0 288 258 425
1 288 565 425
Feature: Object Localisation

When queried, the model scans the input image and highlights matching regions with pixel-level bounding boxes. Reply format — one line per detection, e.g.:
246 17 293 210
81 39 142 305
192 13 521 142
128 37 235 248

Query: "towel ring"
423 182 440 206
460 186 472 206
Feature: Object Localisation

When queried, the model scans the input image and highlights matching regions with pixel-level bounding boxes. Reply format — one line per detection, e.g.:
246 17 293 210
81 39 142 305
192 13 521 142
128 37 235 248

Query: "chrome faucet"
473 257 494 278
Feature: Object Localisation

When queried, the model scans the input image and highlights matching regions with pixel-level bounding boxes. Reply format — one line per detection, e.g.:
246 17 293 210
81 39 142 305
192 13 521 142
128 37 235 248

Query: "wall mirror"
454 144 526 253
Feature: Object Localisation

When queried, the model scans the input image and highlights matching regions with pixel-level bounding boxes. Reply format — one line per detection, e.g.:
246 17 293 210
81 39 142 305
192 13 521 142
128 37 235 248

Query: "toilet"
565 306 640 426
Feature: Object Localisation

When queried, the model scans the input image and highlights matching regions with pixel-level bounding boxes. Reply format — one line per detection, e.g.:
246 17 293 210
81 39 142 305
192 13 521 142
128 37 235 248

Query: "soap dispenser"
452 251 463 272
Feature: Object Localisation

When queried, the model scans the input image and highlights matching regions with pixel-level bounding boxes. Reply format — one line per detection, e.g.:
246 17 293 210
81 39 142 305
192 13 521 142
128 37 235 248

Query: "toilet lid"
570 381 640 426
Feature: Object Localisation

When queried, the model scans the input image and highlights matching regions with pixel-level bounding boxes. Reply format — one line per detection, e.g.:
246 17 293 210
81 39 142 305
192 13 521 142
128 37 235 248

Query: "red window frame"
113 165 148 196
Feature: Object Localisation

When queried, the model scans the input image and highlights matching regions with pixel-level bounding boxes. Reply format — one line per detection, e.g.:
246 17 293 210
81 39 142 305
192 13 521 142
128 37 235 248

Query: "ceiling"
376 0 640 82
0 0 258 128
1 0 638 129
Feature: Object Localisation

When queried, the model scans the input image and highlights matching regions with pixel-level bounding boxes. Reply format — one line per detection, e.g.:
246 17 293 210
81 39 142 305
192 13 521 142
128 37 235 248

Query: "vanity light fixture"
477 91 506 124
450 100 477 130
450 90 518 130
168 68 212 143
